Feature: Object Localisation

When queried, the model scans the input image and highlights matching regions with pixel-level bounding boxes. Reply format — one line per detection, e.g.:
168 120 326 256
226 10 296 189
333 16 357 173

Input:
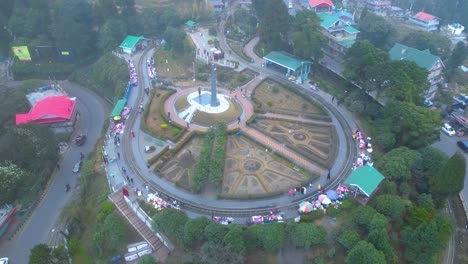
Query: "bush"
172 128 180 136
383 181 397 194
272 85 280 94
399 182 410 197
300 210 324 222
160 123 168 129
267 101 273 107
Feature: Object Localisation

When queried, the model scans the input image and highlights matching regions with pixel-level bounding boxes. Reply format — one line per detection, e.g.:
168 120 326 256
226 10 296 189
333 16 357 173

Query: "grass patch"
174 93 190 112
252 79 324 115
191 99 243 126
143 88 186 141
155 46 192 80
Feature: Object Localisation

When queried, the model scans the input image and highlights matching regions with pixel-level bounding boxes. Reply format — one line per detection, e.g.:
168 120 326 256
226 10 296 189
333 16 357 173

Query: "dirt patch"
253 80 323 115
223 136 308 197
251 119 336 168
159 137 203 190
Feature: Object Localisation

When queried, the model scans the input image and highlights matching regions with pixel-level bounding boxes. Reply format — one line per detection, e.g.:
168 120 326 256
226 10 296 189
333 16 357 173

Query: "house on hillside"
16 95 77 127
365 0 392 15
211 0 225 12
344 166 385 205
318 12 359 68
389 43 444 99
409 11 440 32
119 35 145 54
309 0 335 13
263 51 312 84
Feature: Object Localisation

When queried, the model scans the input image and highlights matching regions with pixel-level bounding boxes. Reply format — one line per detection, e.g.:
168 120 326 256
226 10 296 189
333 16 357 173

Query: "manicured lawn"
155 49 192 79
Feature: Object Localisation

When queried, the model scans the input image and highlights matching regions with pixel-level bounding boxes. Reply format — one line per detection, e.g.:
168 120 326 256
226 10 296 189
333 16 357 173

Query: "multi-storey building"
409 11 440 32
389 43 444 99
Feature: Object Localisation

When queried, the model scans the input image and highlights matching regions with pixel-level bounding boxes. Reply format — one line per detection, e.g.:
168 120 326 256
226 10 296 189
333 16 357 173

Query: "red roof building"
309 0 334 12
409 12 440 31
16 96 77 125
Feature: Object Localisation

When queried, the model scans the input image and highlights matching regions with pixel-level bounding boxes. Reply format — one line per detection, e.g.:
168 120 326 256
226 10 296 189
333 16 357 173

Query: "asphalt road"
0 81 108 263
432 131 468 204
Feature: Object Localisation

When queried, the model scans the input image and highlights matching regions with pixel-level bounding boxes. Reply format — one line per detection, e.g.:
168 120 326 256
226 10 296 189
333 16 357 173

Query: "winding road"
0 82 109 263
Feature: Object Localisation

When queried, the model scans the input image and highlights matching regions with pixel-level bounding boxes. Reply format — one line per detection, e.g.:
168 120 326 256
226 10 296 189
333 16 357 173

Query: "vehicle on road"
457 140 468 153
0 257 8 264
441 123 456 136
75 134 87 146
72 160 82 173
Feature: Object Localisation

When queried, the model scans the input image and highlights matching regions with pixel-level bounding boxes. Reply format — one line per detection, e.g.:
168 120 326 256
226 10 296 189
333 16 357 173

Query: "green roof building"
389 43 444 99
344 166 384 203
119 35 144 54
318 13 359 68
110 99 127 117
263 51 312 83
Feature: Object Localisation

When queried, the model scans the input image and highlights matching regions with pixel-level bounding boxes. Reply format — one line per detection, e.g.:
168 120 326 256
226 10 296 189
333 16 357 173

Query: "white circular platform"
186 91 230 113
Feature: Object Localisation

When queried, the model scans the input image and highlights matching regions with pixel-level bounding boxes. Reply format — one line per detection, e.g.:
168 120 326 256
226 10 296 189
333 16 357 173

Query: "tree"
377 147 421 181
374 194 411 220
400 30 451 60
183 216 211 246
50 0 95 58
345 240 386 264
446 41 467 79
163 26 187 53
287 222 327 249
368 228 396 263
353 206 378 226
204 222 229 244
291 10 326 61
97 19 127 52
103 213 128 250
0 161 28 204
153 208 188 242
381 102 441 148
401 215 453 264
257 223 284 252
223 225 246 254
137 255 156 264
29 244 68 264
343 40 388 88
430 152 466 206
413 146 448 193
338 228 361 251
253 0 289 51
358 11 396 49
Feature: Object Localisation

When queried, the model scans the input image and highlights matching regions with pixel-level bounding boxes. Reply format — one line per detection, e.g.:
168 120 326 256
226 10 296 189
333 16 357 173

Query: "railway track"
119 42 357 217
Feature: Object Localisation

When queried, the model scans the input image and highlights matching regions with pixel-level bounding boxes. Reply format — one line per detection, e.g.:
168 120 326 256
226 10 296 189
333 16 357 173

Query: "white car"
441 123 456 136
0 257 8 264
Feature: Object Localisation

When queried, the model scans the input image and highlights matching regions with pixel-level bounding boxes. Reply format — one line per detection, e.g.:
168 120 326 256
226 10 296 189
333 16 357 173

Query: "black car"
457 140 468 153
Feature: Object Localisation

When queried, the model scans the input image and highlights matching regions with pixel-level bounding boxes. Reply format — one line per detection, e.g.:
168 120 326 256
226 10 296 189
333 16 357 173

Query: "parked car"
72 160 82 173
0 257 8 264
441 123 456 136
75 134 87 146
457 140 468 153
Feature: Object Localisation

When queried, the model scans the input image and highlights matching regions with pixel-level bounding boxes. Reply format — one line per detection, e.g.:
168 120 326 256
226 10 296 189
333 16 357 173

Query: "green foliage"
345 240 386 264
416 193 435 208
223 225 246 254
408 206 437 227
287 222 327 249
300 210 325 222
377 147 420 181
137 255 156 264
71 53 128 99
184 217 211 247
400 30 452 60
358 10 396 49
354 206 379 226
368 228 396 264
401 214 453 264
344 40 388 88
253 0 289 50
446 41 467 79
374 194 411 220
413 146 448 193
291 10 326 61
102 213 128 250
430 152 466 206
399 182 410 197
0 161 29 204
256 223 285 252
204 222 229 244
29 243 68 264
97 19 128 51
338 228 361 251
382 180 397 194
152 208 188 243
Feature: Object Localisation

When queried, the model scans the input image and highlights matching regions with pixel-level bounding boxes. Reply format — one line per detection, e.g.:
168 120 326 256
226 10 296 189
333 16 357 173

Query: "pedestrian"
56 164 60 170
288 189 293 197
309 182 313 189
145 185 149 193
327 172 331 181
293 188 297 197
337 100 340 107
131 130 135 138
332 96 335 102
117 136 120 143
126 175 130 182
117 152 121 159
131 178 134 184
